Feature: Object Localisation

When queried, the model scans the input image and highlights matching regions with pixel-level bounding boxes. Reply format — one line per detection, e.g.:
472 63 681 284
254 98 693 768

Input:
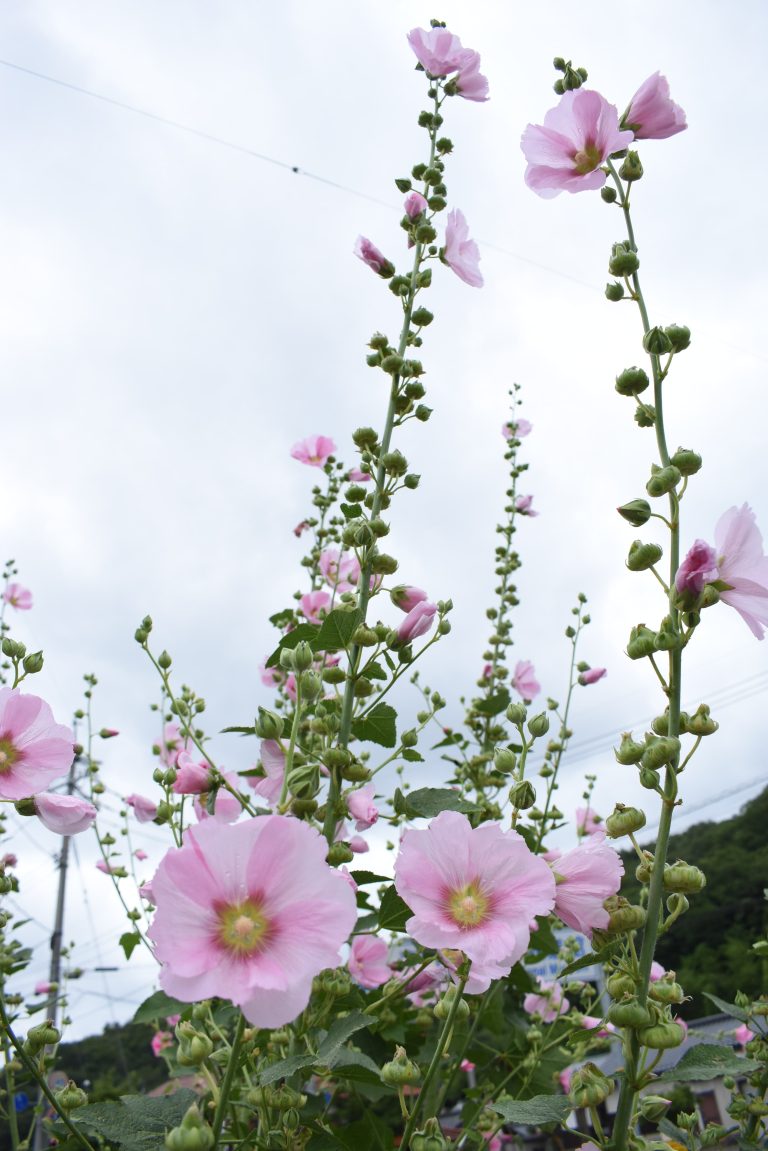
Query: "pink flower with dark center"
675 540 719 597
299 590 331 625
456 52 489 102
521 89 634 198
391 585 429 613
443 209 483 287
397 600 437 643
523 979 570 1022
172 751 211 795
3 583 33 610
552 834 623 937
404 191 429 220
147 815 357 1027
353 236 394 277
347 784 378 832
319 548 361 594
715 504 768 640
578 667 607 686
194 772 244 824
348 936 391 989
622 73 687 140
35 793 97 835
151 1031 173 1057
515 494 538 517
407 26 468 76
125 794 158 823
290 435 336 468
512 660 540 701
395 810 556 979
250 740 285 806
0 689 74 801
502 418 532 439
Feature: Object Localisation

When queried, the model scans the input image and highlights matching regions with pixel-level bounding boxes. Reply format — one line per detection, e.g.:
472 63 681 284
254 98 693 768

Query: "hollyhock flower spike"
551 835 624 937
521 89 634 198
353 236 394 278
3 582 33 610
714 504 768 639
395 810 556 979
622 73 687 140
442 209 483 287
523 979 570 1022
348 936 391 989
290 435 336 469
147 815 356 1027
33 793 97 835
512 660 540 701
579 667 607 686
397 600 437 643
0 689 74 801
502 418 532 439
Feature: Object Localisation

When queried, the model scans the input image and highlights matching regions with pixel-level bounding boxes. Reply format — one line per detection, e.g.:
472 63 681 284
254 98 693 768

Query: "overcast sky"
1 0 766 1043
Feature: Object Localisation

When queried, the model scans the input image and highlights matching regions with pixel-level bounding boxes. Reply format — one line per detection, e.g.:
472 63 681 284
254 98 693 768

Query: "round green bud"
505 703 527 725
687 704 718 736
639 766 661 791
643 326 673 355
340 759 371 782
619 150 643 181
627 540 663 571
493 748 517 773
527 713 550 738
434 987 470 1021
605 805 646 838
380 1047 421 1086
614 733 645 765
606 998 652 1028
638 1095 672 1122
23 650 44 675
663 862 706 894
569 1062 613 1108
326 842 354 866
606 900 647 933
635 403 656 428
646 465 681 498
601 185 618 204
670 447 702 476
292 641 314 673
665 324 691 353
53 1080 88 1112
638 1021 686 1049
322 665 347 685
606 971 636 1000
254 706 283 740
509 780 536 810
605 281 624 302
617 497 652 525
608 241 639 277
641 736 681 770
648 978 685 1005
626 625 658 660
370 553 398 576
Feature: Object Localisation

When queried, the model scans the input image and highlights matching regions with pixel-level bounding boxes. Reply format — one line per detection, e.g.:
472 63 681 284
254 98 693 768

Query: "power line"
640 774 766 840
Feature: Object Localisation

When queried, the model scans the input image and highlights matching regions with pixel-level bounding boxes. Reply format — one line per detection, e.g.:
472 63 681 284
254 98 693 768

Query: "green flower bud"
643 326 673 355
401 729 418 748
380 1046 421 1086
606 997 653 1028
619 150 643 181
158 650 172 670
279 646 296 671
508 780 536 810
641 736 680 770
352 426 379 449
351 625 379 647
638 1095 672 1122
493 748 517 773
627 624 658 660
606 971 636 1000
326 842 354 865
608 241 640 277
627 540 663 571
649 977 685 1004
322 665 347 685
617 498 652 526
605 281 625 302
340 759 371 782
22 650 44 675
601 185 618 204
615 366 651 396
605 804 646 838
293 641 314 673
370 553 399 575
646 464 681 497
638 1021 686 1049
663 862 706 894
670 446 702 475
412 1117 449 1151
639 766 660 791
381 450 408 476
53 1080 88 1112
380 353 403 374
254 707 284 740
569 1062 613 1108
505 703 527 725
614 733 645 765
635 403 656 428
687 704 718 736
165 1105 214 1151
606 898 647 933
325 747 352 770
665 324 691 353
527 713 550 738
23 1021 61 1054
434 986 470 1021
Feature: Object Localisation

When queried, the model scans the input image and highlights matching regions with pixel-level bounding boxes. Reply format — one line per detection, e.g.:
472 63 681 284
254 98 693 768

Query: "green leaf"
702 993 750 1023
430 732 464 749
133 990 188 1025
328 1046 381 1081
364 660 387 681
73 1090 198 1151
270 608 295 629
340 503 363 520
352 702 397 748
220 725 256 735
658 1043 761 1082
315 609 363 653
317 1011 375 1065
491 1094 572 1126
258 1053 317 1086
350 870 391 886
378 885 411 932
557 942 620 978
401 748 424 762
119 932 141 961
266 623 320 667
473 689 510 717
393 786 478 819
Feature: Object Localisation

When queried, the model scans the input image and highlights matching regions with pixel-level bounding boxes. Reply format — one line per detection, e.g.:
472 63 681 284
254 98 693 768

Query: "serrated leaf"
473 689 511 717
378 885 411 932
401 748 424 762
119 932 141 961
363 660 387 681
315 609 363 653
270 608 295 629
266 623 321 667
558 943 620 978
133 990 188 1025
657 1043 761 1083
702 993 750 1022
258 1053 317 1085
351 702 397 748
491 1094 572 1126
394 786 478 819
340 503 363 520
350 870 391 886
73 1090 197 1151
317 1011 375 1064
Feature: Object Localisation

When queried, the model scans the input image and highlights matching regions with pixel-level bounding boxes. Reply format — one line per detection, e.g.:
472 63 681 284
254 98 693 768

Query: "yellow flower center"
572 142 601 175
448 881 490 929
0 739 18 775
218 899 270 954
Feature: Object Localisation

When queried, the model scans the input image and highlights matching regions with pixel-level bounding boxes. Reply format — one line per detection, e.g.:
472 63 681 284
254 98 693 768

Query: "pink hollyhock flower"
650 961 666 982
166 1013 181 1026
2 853 18 867
397 600 437 643
512 660 540 701
515 494 538 517
35 793 97 835
347 784 378 831
580 1014 615 1037
135 849 148 862
299 590 331 625
347 467 371 483
353 236 394 277
250 740 285 806
285 673 298 703
578 667 607 686
100 728 119 739
523 979 570 1022
151 1030 173 1057
34 981 53 995
404 191 429 219
290 435 336 468
3 583 33 610
559 1066 573 1093
319 548 361 594
482 663 493 679
484 1136 502 1151
521 89 634 198
395 810 556 980
339 866 358 893
714 504 768 639
155 722 184 767
172 751 211 794
348 936 391 989
623 73 687 140
259 663 280 688
147 814 356 1027
675 540 719 597
0 689 74 801
349 834 370 854
460 1059 476 1072
552 835 623 937
734 1023 755 1047
407 26 468 76
125 793 158 823
502 418 532 439
456 52 489 102
194 772 243 824
391 585 429 613
443 209 483 287
96 859 119 875
575 806 602 836
293 520 310 538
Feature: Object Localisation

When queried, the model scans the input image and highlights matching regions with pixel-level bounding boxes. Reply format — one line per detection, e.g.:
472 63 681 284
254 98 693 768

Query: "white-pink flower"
455 52 489 103
348 936 391 990
404 191 429 220
347 784 378 832
34 793 97 835
3 583 33 610
290 435 336 469
502 418 532 440
250 740 285 807
299 590 331 625
319 549 361 595
155 722 184 767
391 585 429 613
512 660 540 701
125 794 159 823
575 806 602 836
578 667 607 686
515 494 538 517
623 73 687 140
734 1023 755 1047
443 209 483 287
172 751 212 795
406 26 468 77
34 981 54 995
194 772 244 824
523 979 570 1022
394 811 555 981
552 835 623 937
147 815 356 1027
397 600 437 643
715 504 768 639
353 236 394 277
0 689 74 801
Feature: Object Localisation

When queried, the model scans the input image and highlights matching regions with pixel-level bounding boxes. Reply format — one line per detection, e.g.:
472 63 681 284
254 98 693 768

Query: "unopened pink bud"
396 601 437 643
404 191 429 220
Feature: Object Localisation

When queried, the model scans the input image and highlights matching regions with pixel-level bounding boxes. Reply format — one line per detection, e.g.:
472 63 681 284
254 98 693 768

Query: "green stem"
211 1011 246 1146
278 681 303 811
